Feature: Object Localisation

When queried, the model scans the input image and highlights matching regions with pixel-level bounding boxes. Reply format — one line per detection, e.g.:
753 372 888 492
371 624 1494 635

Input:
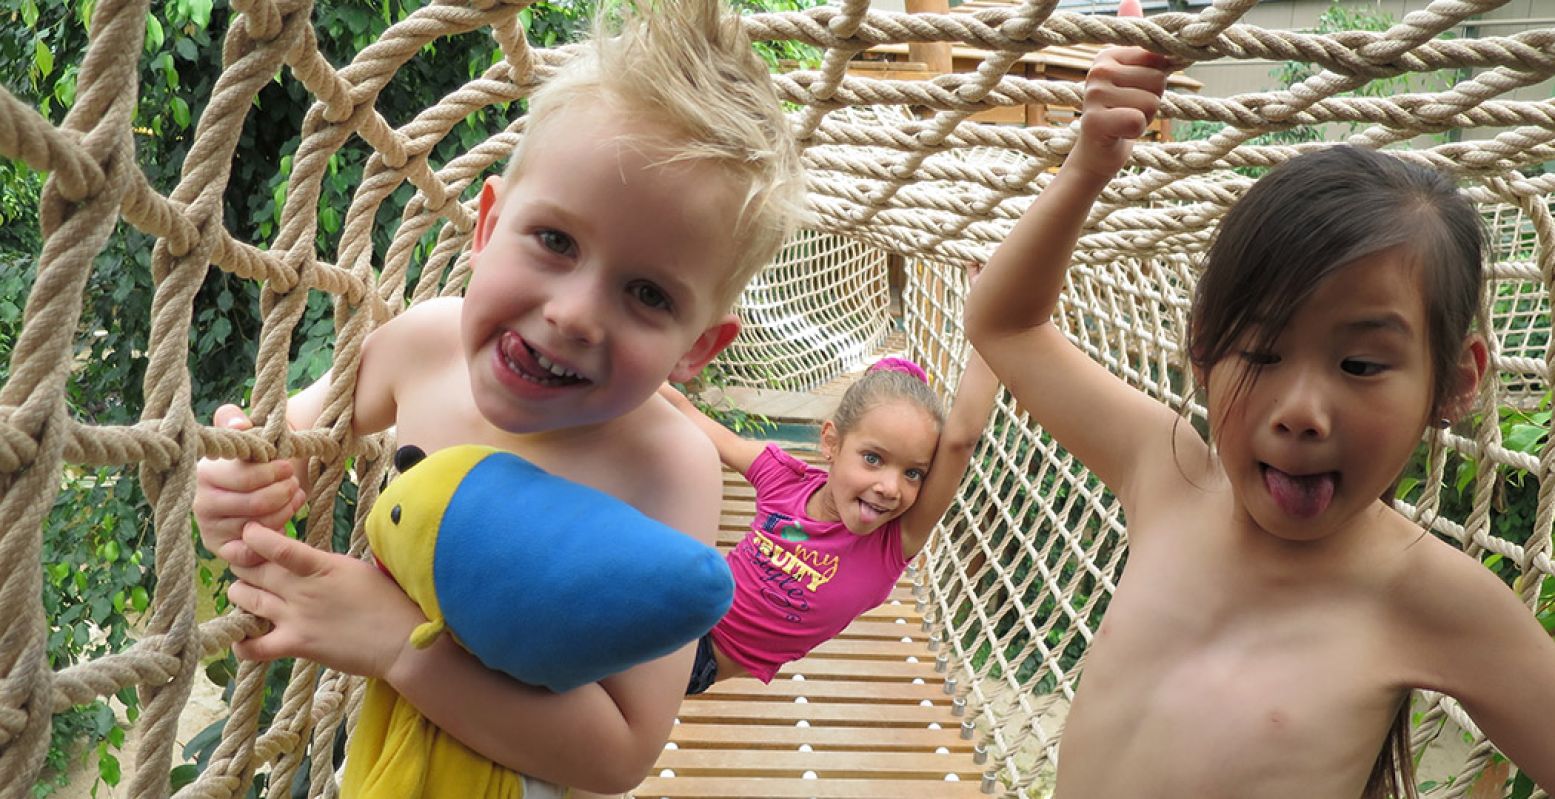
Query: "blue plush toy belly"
368 444 734 693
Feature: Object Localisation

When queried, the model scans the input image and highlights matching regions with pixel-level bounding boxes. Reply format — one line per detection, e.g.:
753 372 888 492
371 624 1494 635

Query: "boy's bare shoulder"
354 297 465 434
607 397 724 539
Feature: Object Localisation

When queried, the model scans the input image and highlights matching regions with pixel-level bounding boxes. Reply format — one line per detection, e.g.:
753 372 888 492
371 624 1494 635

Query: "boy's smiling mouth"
1260 463 1338 520
498 332 590 387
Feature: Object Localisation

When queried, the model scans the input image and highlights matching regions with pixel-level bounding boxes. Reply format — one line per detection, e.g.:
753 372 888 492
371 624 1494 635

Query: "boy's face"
461 104 743 434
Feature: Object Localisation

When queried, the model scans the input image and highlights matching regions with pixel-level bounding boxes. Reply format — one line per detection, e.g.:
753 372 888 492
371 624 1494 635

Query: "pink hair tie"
868 357 929 384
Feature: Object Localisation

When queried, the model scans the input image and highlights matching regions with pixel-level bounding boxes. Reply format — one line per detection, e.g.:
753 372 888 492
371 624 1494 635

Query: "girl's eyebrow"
1343 313 1413 336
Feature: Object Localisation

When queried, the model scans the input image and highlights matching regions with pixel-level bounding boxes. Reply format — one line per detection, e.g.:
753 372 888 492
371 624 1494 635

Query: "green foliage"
33 469 154 796
675 362 775 436
1396 392 1555 640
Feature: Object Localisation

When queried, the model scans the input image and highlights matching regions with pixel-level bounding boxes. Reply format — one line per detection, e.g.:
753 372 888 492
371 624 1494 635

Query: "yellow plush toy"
341 444 733 797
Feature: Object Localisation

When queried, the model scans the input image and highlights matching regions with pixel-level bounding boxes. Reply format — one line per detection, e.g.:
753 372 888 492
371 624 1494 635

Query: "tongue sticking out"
1263 467 1336 519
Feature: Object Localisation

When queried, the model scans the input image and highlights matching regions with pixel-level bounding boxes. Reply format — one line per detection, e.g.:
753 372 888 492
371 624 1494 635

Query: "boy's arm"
658 382 766 475
193 304 419 564
965 47 1187 505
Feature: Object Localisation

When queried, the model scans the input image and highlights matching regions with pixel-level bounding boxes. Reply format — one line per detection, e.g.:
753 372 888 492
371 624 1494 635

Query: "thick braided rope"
3 1 1555 797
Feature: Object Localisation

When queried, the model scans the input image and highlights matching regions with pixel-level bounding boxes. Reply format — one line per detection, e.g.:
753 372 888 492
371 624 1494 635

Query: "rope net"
2 0 1554 796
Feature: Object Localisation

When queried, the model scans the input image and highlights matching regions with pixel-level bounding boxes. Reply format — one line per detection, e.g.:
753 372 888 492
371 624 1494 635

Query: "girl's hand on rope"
194 404 307 569
227 522 422 678
1071 46 1172 182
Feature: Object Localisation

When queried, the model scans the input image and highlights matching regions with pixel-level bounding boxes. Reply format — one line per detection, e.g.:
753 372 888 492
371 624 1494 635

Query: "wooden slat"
654 749 981 779
668 723 975 752
632 776 988 798
702 678 945 704
675 699 954 727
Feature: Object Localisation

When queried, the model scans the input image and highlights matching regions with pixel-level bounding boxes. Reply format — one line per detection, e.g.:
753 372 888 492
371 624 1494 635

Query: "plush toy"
340 444 734 797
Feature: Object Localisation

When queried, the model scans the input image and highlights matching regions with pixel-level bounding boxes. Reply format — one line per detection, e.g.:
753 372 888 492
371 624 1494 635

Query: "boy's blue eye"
629 281 672 312
536 229 575 256
863 452 880 466
1341 359 1385 376
1240 350 1279 366
906 468 925 481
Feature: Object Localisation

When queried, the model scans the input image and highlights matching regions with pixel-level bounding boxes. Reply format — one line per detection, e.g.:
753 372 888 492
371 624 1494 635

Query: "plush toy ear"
395 445 427 474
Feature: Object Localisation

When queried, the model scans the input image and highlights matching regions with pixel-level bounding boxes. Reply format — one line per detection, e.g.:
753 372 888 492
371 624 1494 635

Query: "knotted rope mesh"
2 0 1554 796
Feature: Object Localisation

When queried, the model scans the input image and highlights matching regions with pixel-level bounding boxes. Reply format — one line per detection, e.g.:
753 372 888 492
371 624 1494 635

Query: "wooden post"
905 0 952 75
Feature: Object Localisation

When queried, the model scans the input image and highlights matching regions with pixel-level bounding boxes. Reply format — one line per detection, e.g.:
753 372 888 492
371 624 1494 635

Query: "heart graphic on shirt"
779 523 809 542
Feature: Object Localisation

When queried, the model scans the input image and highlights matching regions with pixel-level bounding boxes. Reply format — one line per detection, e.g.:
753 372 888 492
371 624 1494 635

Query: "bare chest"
1054 535 1406 797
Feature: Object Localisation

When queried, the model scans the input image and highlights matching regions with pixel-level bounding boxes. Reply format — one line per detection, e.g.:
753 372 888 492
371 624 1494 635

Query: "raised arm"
658 382 767 475
964 47 1190 505
900 270 1002 557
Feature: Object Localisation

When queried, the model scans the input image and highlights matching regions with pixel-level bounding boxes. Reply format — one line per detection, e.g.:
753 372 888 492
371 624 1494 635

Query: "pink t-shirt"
710 444 910 682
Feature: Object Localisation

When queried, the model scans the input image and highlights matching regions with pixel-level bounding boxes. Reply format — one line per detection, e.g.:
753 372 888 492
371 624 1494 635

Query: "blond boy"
193 2 803 795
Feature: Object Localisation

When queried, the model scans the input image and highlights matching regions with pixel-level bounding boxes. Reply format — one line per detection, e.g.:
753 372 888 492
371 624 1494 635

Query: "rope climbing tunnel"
3 0 1555 797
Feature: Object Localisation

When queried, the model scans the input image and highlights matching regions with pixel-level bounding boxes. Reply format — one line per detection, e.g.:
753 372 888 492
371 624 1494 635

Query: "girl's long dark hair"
1188 146 1484 420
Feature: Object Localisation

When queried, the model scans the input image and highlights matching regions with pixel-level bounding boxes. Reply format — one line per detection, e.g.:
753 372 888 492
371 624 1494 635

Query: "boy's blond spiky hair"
504 0 806 307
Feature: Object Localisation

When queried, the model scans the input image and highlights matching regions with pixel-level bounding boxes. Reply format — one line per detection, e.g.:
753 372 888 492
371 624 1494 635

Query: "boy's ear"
1442 334 1489 422
668 313 741 383
473 176 504 256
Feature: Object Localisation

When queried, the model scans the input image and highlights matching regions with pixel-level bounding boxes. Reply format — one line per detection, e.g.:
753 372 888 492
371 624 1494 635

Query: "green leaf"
33 37 54 80
211 316 232 343
175 36 197 62
169 764 199 791
157 52 179 89
145 14 165 53
186 0 213 29
20 0 38 28
170 96 190 129
130 586 149 613
1505 423 1546 455
97 746 121 786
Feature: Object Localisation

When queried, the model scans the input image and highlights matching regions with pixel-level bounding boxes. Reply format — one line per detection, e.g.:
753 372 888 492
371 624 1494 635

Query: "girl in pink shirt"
661 286 999 690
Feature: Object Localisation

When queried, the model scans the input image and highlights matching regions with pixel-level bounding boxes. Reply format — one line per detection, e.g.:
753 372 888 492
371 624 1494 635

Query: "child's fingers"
232 629 294 663
1097 46 1175 76
1117 0 1142 18
218 539 266 569
228 579 284 625
243 522 330 577
212 403 253 431
1085 106 1151 144
198 457 294 493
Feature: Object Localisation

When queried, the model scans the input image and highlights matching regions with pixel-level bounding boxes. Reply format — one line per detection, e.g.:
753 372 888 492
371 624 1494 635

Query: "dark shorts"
685 633 719 695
